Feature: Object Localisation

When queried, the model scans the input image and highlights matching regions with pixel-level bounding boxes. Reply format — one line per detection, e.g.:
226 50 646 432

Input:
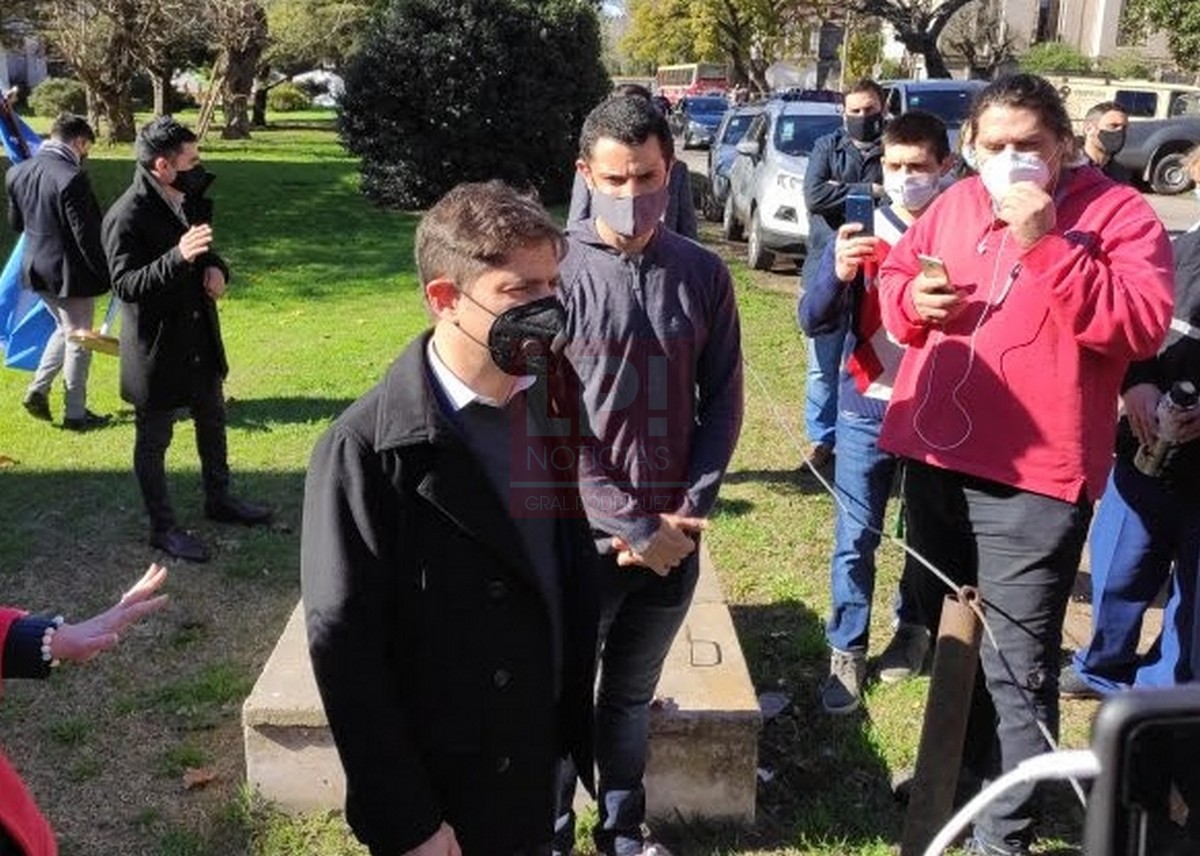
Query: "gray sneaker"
821 648 867 714
877 623 931 683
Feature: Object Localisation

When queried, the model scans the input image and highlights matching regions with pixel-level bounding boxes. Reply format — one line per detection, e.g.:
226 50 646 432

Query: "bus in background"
655 63 728 105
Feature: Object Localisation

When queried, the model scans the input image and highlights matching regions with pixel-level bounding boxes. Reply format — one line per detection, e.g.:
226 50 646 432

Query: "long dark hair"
967 74 1074 144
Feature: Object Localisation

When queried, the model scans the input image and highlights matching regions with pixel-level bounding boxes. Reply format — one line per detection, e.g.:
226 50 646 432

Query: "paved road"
678 147 1197 234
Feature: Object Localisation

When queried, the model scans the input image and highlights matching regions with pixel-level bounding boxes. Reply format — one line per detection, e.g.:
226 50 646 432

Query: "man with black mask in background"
800 79 886 470
103 116 271 563
1081 100 1132 184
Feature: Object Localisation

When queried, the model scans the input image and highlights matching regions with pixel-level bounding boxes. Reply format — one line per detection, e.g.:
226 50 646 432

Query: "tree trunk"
221 42 262 139
150 69 174 116
251 66 269 128
923 47 952 79
92 85 135 143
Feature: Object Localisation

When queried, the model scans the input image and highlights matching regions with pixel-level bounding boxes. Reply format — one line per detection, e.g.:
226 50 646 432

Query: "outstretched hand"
52 564 169 663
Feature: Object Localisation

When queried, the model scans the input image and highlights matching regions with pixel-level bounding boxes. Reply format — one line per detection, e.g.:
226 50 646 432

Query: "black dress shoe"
62 410 112 432
150 527 211 563
204 496 273 526
22 391 51 422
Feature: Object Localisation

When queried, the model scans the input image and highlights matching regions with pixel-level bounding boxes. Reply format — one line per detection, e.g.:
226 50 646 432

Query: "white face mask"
978 147 1052 204
883 170 940 212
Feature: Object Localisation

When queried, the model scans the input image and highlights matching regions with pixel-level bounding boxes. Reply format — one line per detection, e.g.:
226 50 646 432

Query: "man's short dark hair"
50 113 94 145
1086 100 1127 122
415 180 564 290
613 83 653 101
882 110 950 162
579 95 674 164
846 78 886 107
135 115 198 169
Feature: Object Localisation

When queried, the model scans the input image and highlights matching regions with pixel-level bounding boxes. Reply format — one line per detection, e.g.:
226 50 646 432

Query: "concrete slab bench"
243 544 761 824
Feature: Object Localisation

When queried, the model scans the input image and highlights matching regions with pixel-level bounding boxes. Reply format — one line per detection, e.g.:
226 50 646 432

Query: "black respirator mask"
170 164 214 197
457 292 567 376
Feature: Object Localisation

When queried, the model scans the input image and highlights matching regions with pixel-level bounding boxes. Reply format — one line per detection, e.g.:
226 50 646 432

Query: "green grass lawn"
0 121 1095 855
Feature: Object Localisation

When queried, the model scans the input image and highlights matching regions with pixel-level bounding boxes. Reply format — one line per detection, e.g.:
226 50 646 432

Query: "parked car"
669 96 728 149
881 79 987 148
1050 75 1200 123
723 99 842 270
1112 116 1200 194
703 103 766 221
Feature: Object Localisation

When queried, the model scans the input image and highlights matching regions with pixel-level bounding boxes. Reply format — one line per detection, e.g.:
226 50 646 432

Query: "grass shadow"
722 466 836 496
225 396 356 431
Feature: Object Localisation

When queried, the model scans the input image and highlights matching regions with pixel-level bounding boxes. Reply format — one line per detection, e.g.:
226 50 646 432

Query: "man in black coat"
101 116 270 563
6 113 111 430
302 181 598 856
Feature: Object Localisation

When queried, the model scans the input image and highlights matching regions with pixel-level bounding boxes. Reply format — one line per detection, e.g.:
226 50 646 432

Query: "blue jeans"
805 331 844 447
555 549 699 856
1073 457 1200 692
826 410 915 652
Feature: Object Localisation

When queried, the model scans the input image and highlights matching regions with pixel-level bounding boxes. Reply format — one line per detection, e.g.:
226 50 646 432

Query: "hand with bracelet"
3 564 168 675
51 563 169 663
0 564 168 854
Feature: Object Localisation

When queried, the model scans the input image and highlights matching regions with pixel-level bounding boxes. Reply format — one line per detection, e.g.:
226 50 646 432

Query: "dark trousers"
134 377 230 532
903 461 1091 854
554 548 700 856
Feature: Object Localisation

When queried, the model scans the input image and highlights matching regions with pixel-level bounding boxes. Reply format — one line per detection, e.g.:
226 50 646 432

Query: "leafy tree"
206 0 269 139
247 0 378 126
841 27 882 82
1121 0 1200 73
339 0 610 208
1019 40 1091 75
1096 49 1153 80
28 0 141 141
854 0 974 79
622 0 837 92
265 0 377 72
942 0 1018 80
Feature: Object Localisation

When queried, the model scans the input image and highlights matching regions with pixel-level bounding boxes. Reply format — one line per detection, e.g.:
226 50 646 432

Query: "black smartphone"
844 184 874 237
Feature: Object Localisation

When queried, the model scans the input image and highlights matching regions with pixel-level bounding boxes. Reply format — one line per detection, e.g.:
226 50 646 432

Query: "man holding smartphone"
801 79 887 471
798 111 953 713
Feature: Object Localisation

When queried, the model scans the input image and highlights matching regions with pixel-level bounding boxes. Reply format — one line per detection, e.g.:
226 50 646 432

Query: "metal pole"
899 589 984 856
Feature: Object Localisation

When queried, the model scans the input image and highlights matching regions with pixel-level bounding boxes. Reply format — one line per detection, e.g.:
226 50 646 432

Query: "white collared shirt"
426 339 535 411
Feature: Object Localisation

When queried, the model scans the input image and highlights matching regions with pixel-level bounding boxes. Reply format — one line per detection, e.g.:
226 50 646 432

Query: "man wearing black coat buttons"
101 116 271 564
302 181 598 856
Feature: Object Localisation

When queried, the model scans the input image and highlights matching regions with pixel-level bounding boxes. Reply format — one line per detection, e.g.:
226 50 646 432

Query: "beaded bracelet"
40 615 64 667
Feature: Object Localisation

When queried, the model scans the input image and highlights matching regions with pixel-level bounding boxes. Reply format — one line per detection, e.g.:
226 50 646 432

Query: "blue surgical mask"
590 184 669 239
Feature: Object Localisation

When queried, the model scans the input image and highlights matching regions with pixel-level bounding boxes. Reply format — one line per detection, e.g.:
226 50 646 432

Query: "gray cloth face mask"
591 183 669 239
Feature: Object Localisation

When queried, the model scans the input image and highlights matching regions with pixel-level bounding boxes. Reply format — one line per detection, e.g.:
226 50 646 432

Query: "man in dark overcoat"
102 116 270 563
301 180 598 856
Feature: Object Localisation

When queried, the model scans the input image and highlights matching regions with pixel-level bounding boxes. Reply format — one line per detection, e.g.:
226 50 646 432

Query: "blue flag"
0 105 51 371
0 108 41 163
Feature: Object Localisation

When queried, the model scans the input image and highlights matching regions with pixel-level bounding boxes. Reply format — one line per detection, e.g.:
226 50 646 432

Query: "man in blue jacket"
798 110 952 714
800 79 885 469
1062 144 1200 698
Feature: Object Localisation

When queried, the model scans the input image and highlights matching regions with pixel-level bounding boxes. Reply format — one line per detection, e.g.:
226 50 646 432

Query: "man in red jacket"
877 74 1173 855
